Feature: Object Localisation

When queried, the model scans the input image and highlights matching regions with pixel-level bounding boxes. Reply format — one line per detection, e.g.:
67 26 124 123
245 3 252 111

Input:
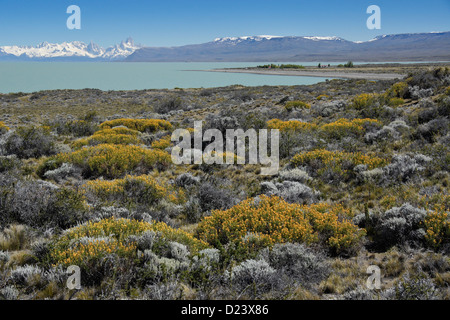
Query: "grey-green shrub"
3 126 56 159
228 259 276 295
259 243 329 286
389 273 440 300
0 286 19 300
9 265 43 286
355 203 427 249
260 181 319 204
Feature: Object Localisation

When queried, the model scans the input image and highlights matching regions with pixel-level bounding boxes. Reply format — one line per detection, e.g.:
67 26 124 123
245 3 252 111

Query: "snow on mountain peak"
214 35 283 43
0 38 140 60
302 36 343 41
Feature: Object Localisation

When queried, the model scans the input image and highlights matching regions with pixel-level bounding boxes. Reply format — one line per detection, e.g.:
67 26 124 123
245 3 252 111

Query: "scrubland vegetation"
0 67 449 300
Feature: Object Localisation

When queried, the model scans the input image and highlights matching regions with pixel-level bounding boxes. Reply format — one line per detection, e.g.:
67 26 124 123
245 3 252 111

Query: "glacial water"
0 61 340 94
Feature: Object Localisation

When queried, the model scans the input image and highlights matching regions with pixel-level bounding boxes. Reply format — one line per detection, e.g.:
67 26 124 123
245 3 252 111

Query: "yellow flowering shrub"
352 93 378 110
51 217 209 266
388 97 405 107
267 119 318 132
320 118 381 138
95 127 141 136
195 195 365 253
99 118 173 133
85 174 185 205
55 144 172 178
0 121 10 134
151 135 172 149
72 133 142 149
424 206 450 249
72 126 143 148
385 81 409 99
285 100 311 111
291 149 387 179
316 94 330 100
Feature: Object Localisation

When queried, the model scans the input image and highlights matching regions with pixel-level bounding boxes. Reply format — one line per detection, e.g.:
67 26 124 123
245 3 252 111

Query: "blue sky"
0 0 449 47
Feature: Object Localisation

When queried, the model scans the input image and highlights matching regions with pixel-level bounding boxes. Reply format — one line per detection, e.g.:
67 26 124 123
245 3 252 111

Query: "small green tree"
344 61 354 68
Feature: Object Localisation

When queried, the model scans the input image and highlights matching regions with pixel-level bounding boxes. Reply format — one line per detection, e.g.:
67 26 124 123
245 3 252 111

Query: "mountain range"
126 32 450 62
0 38 140 61
1 32 449 62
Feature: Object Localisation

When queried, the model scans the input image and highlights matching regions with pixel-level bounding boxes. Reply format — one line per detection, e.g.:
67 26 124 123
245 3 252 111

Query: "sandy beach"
205 68 407 80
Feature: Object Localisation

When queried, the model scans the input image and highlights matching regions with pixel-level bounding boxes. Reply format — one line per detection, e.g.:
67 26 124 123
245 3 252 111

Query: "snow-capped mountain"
0 38 140 61
127 32 450 62
213 35 284 43
212 35 345 44
302 36 345 41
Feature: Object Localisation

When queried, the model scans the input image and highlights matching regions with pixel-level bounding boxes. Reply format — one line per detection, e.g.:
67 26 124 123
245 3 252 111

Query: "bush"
388 97 405 107
388 273 440 300
50 217 208 267
51 144 172 178
9 265 42 286
266 119 317 157
382 154 431 183
344 61 354 68
259 243 329 285
279 167 311 183
409 86 433 100
0 179 87 229
175 173 200 188
228 259 276 296
424 206 450 249
320 118 381 139
72 132 142 149
385 82 409 99
43 163 82 183
53 119 98 137
151 135 172 149
260 180 319 204
198 182 236 213
91 206 153 223
291 149 387 183
415 118 449 142
352 93 378 110
85 175 185 206
355 203 428 249
365 120 410 143
4 126 56 159
195 195 365 254
378 204 426 246
312 100 346 117
0 224 28 251
154 97 184 114
0 286 19 300
0 121 10 135
266 119 317 132
0 155 20 173
99 118 173 133
143 281 184 300
285 101 311 111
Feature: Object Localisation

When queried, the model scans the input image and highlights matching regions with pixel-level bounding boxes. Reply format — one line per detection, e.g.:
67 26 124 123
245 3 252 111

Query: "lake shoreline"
203 68 406 80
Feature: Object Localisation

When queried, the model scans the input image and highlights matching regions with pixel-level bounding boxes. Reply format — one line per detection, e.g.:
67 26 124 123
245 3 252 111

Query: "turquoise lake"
0 62 340 94
0 61 430 94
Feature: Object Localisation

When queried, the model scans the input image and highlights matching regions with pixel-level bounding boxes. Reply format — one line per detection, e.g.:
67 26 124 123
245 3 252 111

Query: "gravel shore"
206 68 406 80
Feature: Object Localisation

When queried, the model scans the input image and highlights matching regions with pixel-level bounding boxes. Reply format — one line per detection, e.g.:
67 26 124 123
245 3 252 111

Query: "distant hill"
125 32 450 62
